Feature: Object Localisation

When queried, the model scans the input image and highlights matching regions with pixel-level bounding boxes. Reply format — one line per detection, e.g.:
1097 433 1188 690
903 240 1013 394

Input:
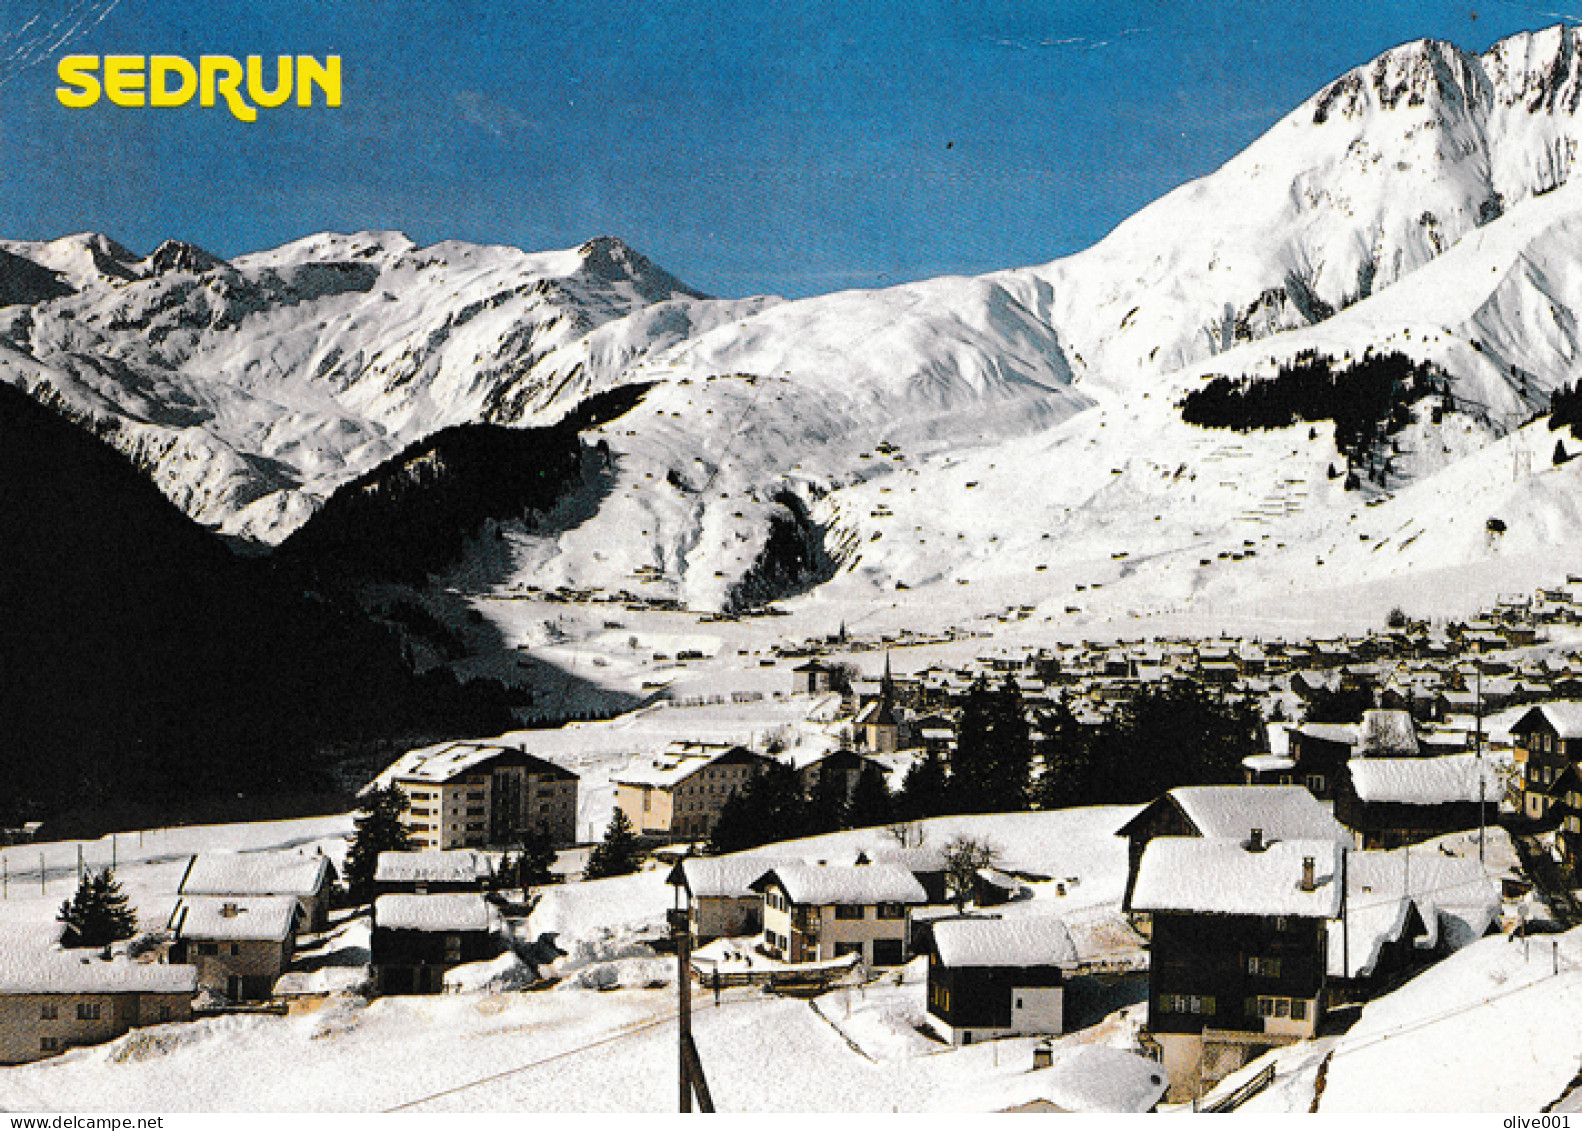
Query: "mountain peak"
575 235 706 301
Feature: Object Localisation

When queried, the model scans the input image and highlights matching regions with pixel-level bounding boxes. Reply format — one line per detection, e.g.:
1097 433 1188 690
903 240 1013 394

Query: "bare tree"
885 820 925 849
942 835 999 911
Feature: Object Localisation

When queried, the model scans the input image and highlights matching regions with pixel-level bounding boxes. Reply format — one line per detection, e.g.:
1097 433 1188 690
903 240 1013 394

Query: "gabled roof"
669 855 795 899
1130 837 1343 918
373 892 497 933
931 915 1077 968
1116 785 1352 844
749 863 926 906
368 740 577 790
1511 701 1582 740
169 895 298 943
178 851 330 899
1347 755 1492 806
375 849 494 886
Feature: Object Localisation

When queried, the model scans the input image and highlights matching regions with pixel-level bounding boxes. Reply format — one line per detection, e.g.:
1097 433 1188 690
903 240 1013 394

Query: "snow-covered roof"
1164 785 1353 844
931 915 1076 968
375 849 494 885
751 863 926 906
1347 754 1492 805
1328 846 1500 979
614 743 761 788
1003 1045 1169 1114
0 957 198 996
1296 721 1358 745
369 740 575 789
1356 710 1420 756
672 855 795 899
178 851 329 898
1131 837 1343 918
1243 754 1296 773
374 893 498 933
1515 701 1582 739
169 895 298 942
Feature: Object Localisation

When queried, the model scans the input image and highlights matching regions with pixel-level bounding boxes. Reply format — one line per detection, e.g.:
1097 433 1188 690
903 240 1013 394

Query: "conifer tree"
515 830 558 888
58 868 136 948
848 764 895 829
585 808 644 879
344 784 414 903
896 749 949 821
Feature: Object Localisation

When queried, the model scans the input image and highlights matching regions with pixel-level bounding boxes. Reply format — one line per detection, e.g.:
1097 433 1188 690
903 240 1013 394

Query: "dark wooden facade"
1147 911 1327 1037
1333 775 1493 851
369 923 500 995
926 958 1064 1033
1286 729 1353 800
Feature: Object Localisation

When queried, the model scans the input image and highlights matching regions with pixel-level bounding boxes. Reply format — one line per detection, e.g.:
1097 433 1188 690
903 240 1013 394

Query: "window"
872 939 905 966
39 1003 57 1020
1253 995 1307 1021
1305 774 1326 793
40 1037 60 1052
835 904 865 921
197 943 220 956
76 1003 101 1021
1160 994 1214 1015
876 903 906 920
158 1005 173 1021
835 942 863 957
1247 956 1283 977
231 944 241 956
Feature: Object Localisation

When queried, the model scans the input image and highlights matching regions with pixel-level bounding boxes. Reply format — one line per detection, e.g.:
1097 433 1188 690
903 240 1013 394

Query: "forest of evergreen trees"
1180 350 1444 470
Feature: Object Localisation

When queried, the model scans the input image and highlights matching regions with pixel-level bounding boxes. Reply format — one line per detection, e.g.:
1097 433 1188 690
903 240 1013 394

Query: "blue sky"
1 1 1577 298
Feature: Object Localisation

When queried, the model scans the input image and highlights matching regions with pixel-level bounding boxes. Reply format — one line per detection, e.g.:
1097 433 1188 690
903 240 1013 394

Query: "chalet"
1334 754 1497 849
1285 722 1357 798
1547 765 1582 873
177 850 334 934
1132 835 1343 1103
1116 785 1353 914
374 849 494 895
926 915 1076 1045
369 741 579 850
0 959 197 1066
166 895 297 1001
614 743 773 840
370 892 501 994
790 660 835 696
1509 701 1582 821
667 855 791 943
751 863 926 967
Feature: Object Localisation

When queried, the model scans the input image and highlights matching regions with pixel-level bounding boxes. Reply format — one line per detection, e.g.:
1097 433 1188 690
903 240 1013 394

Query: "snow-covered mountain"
11 26 1582 625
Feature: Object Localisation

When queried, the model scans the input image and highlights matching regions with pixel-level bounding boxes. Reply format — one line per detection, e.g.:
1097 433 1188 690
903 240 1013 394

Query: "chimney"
1300 856 1317 892
1246 827 1266 852
220 902 240 918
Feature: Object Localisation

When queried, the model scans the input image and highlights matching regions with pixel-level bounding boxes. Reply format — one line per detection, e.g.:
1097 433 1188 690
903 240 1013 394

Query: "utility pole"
1476 670 1486 866
670 893 714 1112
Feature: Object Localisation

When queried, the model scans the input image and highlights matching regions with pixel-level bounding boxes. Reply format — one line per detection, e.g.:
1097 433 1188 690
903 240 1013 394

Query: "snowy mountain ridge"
9 27 1582 626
